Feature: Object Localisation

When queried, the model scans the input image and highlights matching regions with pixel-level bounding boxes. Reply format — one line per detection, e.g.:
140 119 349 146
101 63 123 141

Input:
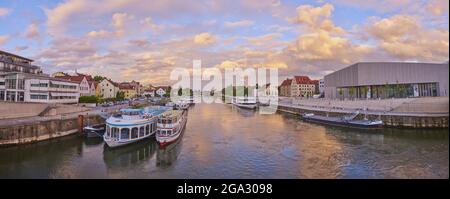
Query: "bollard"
78 115 84 133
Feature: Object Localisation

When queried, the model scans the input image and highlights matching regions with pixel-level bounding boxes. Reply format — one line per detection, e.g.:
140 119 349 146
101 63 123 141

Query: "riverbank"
276 97 449 128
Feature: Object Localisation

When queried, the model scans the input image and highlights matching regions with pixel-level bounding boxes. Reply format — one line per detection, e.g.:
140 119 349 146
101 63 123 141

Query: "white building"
155 86 170 97
1 50 79 103
319 79 325 95
54 73 96 96
1 72 79 103
291 76 318 97
99 79 119 99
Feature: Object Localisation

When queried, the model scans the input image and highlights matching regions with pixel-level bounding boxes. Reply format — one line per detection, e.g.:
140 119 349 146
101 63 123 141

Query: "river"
0 103 448 178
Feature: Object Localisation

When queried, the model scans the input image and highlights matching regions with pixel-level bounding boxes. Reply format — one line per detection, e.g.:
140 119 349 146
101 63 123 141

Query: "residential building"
155 86 170 97
119 83 137 99
54 73 96 96
1 51 79 103
143 89 155 97
324 62 449 99
99 79 119 99
279 79 292 97
291 76 318 97
1 50 42 75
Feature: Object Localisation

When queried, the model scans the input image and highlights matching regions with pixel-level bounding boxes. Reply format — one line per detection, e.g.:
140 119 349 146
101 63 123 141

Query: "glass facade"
338 82 439 99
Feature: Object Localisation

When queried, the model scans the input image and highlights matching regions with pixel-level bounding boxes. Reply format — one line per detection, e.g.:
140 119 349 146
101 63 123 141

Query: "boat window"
120 128 130 140
131 127 138 139
167 130 172 135
106 126 110 137
145 125 150 135
112 127 119 138
139 126 145 137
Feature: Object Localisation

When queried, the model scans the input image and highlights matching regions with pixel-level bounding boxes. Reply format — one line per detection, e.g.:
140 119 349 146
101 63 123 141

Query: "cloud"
246 33 282 46
291 3 345 34
140 17 163 31
0 7 11 17
24 23 40 39
0 35 9 45
224 20 254 27
366 14 449 61
426 0 449 16
194 32 216 45
111 12 134 36
86 30 112 38
285 30 372 63
15 46 29 51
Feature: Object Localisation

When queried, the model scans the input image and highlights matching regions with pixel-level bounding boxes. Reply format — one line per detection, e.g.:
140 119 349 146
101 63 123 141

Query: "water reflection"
0 135 84 178
0 103 448 179
103 139 157 169
156 129 184 169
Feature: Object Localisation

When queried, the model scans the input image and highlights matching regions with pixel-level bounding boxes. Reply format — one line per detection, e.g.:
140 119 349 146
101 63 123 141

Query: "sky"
0 0 448 85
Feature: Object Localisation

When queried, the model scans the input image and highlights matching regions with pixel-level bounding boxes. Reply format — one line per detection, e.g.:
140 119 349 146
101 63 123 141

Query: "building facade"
319 79 325 95
279 79 292 97
291 76 318 97
1 51 79 103
54 73 96 96
324 62 449 99
99 79 119 99
119 83 137 99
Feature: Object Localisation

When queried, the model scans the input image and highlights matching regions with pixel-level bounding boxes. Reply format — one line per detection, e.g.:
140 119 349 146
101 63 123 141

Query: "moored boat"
156 110 188 147
232 96 257 109
83 124 105 138
103 106 170 148
302 112 384 129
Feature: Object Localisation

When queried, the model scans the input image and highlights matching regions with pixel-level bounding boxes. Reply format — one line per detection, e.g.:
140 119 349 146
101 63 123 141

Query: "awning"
50 92 79 97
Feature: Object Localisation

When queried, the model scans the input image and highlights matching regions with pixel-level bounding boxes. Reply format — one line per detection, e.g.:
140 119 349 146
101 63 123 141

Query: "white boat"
103 106 170 148
156 110 188 147
232 96 257 109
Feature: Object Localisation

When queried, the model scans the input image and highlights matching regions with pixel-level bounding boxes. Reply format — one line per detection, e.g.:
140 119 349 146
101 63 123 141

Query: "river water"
0 103 448 178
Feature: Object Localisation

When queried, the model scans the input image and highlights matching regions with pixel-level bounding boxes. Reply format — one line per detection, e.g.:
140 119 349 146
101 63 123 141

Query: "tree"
178 87 182 96
94 75 106 82
338 88 343 100
361 86 369 99
79 95 99 103
116 91 125 101
348 87 355 99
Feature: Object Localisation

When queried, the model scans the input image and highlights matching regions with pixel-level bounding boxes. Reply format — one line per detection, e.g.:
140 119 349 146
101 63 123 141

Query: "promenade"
278 97 449 117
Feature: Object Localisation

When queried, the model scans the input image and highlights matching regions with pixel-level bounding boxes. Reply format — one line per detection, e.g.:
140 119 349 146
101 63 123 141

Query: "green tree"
338 88 343 100
178 87 182 96
116 91 125 101
79 95 99 103
93 75 106 82
361 86 369 99
348 87 355 99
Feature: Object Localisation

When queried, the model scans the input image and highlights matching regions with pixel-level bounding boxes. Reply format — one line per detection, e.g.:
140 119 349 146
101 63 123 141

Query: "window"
106 126 111 137
121 128 130 139
131 127 138 138
139 126 145 137
145 125 150 135
112 127 119 138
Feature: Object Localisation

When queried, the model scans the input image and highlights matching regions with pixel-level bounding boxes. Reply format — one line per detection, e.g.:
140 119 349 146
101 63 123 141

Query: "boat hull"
233 103 257 109
156 115 187 147
104 131 156 148
303 115 384 129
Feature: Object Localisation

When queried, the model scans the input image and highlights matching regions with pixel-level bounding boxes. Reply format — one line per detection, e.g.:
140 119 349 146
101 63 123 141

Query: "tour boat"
175 102 190 110
232 96 257 109
302 111 384 129
103 106 170 148
156 110 188 147
83 124 105 138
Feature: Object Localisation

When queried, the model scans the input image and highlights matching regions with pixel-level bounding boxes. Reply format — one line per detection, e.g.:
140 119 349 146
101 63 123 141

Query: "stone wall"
0 115 104 146
0 102 48 119
277 105 449 128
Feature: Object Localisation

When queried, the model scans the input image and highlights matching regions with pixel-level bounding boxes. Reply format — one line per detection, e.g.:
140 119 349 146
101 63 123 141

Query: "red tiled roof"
280 79 292 86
